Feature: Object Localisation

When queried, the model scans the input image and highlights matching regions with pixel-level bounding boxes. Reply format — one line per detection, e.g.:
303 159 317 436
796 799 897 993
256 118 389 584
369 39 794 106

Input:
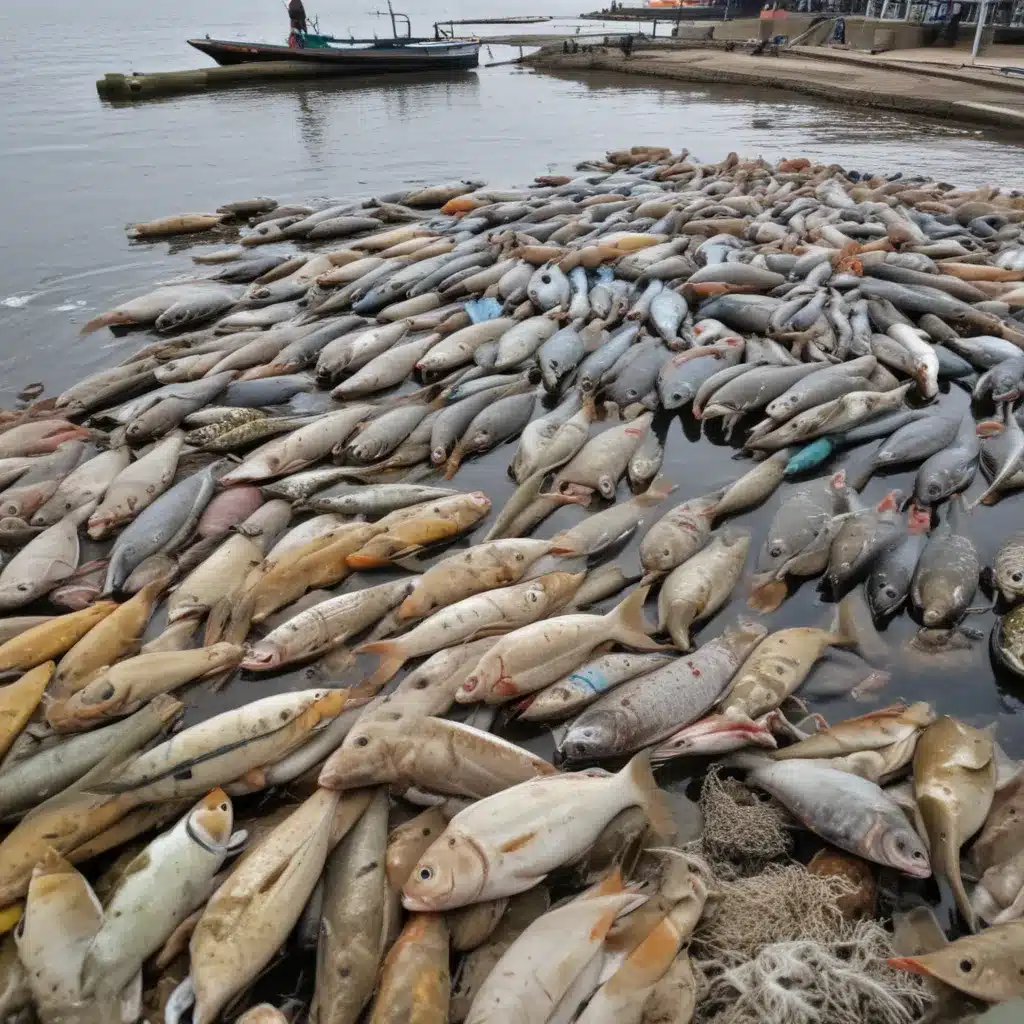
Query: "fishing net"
692 920 930 1024
683 770 931 1024
695 768 791 877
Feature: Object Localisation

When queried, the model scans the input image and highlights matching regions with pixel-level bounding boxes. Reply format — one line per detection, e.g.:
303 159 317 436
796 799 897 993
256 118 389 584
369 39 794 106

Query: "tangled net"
683 770 930 1024
694 921 930 1024
695 768 792 877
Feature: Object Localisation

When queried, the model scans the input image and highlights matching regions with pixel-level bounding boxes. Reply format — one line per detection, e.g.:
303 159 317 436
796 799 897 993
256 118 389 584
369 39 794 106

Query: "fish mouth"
886 956 930 976
241 646 280 671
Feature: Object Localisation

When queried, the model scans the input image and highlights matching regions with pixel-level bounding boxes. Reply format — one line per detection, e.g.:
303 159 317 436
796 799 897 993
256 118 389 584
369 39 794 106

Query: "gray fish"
344 404 431 464
300 484 458 517
657 339 744 410
697 294 781 333
538 325 585 394
911 495 980 628
826 490 904 591
104 463 219 593
527 263 571 311
627 430 664 491
154 287 241 333
126 372 237 443
867 505 932 619
430 385 513 466
735 756 931 876
970 407 1024 509
603 340 670 406
558 620 767 761
648 289 688 343
763 355 877 423
755 470 853 583
834 409 930 449
914 416 980 505
701 362 819 419
943 335 1022 370
212 254 291 283
445 391 538 476
848 414 960 491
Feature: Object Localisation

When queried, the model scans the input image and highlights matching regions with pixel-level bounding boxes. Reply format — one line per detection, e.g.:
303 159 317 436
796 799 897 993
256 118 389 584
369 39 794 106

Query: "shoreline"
525 45 1024 131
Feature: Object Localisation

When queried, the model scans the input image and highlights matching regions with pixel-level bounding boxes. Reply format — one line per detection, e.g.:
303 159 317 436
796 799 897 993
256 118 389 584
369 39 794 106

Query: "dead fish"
910 495 980 628
656 527 750 650
560 620 767 761
889 920 1024 1002
914 716 996 932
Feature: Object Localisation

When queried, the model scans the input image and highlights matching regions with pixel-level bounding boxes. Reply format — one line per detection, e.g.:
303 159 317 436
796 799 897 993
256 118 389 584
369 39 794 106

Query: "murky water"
2 0 1024 945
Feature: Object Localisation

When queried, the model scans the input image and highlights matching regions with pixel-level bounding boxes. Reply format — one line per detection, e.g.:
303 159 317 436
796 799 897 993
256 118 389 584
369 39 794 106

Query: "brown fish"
889 919 1024 1002
914 716 996 932
0 662 52 760
0 602 118 673
367 914 450 1024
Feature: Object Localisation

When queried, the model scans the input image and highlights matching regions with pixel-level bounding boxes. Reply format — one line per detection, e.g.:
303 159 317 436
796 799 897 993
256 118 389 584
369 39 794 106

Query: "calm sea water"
2 2 1024 921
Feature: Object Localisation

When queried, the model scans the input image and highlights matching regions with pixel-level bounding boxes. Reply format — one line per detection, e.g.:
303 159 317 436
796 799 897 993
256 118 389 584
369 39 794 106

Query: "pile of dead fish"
2 145 1024 1024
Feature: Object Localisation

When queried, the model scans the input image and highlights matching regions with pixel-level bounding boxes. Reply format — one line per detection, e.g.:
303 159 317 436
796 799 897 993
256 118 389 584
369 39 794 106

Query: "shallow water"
3 0 1024 945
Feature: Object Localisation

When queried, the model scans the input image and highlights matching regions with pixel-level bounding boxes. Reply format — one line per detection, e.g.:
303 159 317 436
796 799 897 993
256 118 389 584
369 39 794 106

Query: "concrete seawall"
525 46 1024 130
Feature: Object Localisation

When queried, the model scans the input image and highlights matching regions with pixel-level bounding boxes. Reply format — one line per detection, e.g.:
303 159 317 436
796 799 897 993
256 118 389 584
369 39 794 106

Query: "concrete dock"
526 43 1024 130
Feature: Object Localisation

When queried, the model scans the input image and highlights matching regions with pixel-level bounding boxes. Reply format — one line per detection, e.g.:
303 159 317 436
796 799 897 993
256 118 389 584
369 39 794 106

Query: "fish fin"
624 749 676 841
608 585 669 650
748 578 787 614
203 597 233 647
355 639 406 689
639 474 676 506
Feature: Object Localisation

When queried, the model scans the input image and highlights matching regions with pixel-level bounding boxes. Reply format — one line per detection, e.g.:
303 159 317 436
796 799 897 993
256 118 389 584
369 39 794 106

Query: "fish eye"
220 803 228 812
417 866 434 882
515 553 524 561
16 583 29 592
769 546 784 558
541 274 552 284
958 958 975 974
927 483 940 496
883 586 897 599
1013 573 1023 583
354 735 369 747
912 850 924 859
447 837 457 848
672 392 682 402
895 839 906 852
97 683 116 700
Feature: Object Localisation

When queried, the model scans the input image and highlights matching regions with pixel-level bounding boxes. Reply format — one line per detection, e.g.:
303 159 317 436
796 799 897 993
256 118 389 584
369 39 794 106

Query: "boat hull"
188 37 480 73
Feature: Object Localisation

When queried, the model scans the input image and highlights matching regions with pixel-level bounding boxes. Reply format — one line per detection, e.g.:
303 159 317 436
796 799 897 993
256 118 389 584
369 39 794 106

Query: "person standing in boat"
288 0 308 36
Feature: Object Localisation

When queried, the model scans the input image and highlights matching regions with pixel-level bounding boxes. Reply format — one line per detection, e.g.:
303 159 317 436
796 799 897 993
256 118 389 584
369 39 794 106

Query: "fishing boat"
188 5 479 75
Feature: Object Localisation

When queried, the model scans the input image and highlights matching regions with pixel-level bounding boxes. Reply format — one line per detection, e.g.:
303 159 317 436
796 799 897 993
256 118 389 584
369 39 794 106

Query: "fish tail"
609 585 667 651
80 311 136 336
355 639 406 689
829 609 857 649
624 749 676 841
845 453 876 493
666 603 695 652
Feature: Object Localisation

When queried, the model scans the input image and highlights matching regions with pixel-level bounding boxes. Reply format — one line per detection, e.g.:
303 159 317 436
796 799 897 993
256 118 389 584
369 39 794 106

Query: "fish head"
558 710 623 763
401 830 487 912
539 570 587 607
867 573 905 619
457 654 507 703
189 789 234 852
756 532 793 577
319 724 398 789
241 639 283 672
876 817 932 878
888 934 1024 1002
51 675 125 728
597 474 618 501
